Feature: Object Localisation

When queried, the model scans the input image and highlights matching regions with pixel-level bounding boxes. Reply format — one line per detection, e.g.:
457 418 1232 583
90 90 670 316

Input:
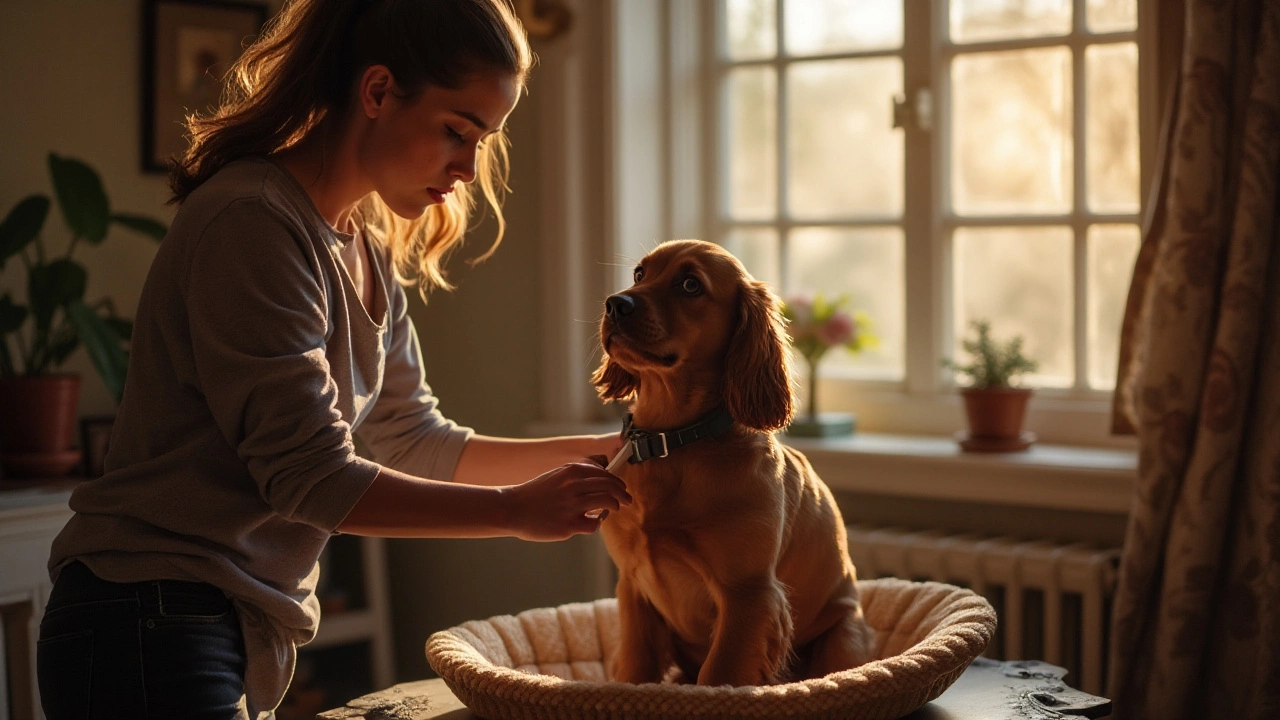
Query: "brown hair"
170 0 534 295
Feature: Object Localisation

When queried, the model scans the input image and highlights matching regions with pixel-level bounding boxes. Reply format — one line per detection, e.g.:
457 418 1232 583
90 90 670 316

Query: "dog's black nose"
605 293 636 320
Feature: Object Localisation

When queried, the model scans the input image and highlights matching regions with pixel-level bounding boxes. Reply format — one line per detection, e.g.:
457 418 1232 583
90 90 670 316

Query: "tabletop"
317 658 1110 719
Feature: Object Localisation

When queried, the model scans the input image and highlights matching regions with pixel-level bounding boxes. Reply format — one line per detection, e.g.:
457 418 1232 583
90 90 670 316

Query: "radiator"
846 525 1120 695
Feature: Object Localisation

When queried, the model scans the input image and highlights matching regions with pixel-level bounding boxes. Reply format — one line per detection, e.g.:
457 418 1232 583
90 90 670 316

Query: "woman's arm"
337 458 630 540
451 433 623 487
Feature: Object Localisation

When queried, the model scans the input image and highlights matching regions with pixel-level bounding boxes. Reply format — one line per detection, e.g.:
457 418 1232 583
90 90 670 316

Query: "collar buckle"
652 432 670 459
629 432 670 463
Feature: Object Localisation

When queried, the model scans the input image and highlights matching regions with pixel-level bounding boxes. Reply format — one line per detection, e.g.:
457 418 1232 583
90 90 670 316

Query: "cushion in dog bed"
425 578 996 720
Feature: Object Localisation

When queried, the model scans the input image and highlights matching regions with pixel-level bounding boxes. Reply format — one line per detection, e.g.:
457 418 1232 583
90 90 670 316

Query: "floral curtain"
1108 0 1280 716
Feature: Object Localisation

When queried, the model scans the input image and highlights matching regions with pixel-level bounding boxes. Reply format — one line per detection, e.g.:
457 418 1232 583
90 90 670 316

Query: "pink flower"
818 311 855 346
784 294 814 326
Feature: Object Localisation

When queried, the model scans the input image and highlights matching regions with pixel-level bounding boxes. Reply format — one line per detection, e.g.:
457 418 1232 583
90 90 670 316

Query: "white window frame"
697 0 1158 447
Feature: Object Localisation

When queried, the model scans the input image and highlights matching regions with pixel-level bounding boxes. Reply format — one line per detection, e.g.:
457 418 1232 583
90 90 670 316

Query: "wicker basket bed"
425 578 996 720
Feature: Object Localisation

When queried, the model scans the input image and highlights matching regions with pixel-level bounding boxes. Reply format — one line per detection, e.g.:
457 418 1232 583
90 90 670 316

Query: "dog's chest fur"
601 448 768 644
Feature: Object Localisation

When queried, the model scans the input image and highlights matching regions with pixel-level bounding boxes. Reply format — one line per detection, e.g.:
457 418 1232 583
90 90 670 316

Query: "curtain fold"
1107 0 1280 716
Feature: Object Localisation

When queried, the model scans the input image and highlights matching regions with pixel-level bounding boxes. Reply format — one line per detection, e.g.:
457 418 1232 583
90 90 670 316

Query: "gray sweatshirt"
48 157 472 715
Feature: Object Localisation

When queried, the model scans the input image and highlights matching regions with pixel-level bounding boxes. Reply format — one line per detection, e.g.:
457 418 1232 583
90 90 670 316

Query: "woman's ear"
360 65 397 118
723 281 795 431
592 353 639 403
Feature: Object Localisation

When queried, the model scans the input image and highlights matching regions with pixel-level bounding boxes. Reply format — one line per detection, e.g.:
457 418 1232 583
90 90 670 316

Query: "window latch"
892 88 933 132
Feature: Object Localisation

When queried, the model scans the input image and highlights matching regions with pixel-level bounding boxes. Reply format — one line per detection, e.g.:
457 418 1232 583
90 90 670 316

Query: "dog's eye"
633 266 644 283
681 276 702 295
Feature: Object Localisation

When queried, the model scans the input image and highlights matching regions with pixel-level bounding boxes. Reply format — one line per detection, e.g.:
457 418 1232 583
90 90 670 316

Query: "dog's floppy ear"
723 281 795 431
593 352 639 402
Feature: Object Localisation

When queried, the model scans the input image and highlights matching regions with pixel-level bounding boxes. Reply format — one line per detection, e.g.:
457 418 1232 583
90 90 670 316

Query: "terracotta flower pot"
0 375 83 478
957 386 1034 452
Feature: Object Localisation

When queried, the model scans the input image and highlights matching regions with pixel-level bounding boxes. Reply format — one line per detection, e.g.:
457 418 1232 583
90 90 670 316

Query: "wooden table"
318 658 1110 719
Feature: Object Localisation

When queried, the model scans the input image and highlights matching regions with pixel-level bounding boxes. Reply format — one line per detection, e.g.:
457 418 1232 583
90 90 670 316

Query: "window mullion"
1073 0 1090 393
936 0 957 393
901 0 942 394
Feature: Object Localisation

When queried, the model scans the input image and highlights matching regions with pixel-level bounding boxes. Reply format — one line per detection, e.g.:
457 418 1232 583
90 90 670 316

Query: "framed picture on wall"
141 0 268 173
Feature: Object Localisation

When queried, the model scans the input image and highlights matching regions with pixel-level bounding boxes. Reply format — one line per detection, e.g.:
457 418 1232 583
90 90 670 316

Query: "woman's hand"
501 460 632 541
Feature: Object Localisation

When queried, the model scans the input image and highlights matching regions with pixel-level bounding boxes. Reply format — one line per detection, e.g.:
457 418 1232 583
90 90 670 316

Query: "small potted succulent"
942 319 1039 452
0 153 167 477
781 293 876 437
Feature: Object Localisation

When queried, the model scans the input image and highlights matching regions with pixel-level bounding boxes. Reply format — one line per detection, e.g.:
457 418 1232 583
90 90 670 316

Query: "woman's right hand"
501 460 632 541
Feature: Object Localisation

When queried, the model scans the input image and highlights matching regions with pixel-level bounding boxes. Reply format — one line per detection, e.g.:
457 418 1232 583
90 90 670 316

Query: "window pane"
952 48 1073 215
950 0 1071 43
1087 0 1137 33
788 226 904 379
1088 224 1140 388
1086 42 1140 213
788 58 903 218
726 67 778 220
725 0 776 60
721 228 781 287
784 0 902 55
954 226 1073 386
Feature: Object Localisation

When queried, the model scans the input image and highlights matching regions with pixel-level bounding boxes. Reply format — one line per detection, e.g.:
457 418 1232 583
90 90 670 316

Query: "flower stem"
807 355 819 419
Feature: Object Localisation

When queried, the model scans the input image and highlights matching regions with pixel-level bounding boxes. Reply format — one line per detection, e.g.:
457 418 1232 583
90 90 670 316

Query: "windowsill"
528 420 1136 516
782 433 1136 515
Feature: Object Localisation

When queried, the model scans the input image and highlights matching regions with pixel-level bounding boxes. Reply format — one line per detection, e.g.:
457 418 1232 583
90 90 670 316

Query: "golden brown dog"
593 239 874 687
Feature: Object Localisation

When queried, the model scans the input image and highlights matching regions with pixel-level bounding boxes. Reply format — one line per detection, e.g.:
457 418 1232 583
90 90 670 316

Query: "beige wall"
0 0 595 685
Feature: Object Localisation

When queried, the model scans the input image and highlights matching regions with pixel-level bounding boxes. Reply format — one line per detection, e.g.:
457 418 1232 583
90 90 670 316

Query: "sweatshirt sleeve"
355 271 473 481
182 198 379 531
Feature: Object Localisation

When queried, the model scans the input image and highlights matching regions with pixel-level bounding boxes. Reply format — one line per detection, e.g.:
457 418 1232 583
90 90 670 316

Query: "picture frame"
141 0 268 173
79 415 117 479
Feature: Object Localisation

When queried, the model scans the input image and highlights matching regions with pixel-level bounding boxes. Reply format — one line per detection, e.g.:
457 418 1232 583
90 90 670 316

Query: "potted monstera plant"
942 319 1039 452
0 153 166 477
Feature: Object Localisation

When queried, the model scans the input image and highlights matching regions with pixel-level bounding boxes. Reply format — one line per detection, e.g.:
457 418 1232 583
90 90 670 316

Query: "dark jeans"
37 561 248 720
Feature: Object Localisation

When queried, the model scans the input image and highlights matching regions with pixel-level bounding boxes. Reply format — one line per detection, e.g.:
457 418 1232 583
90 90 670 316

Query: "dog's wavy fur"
594 239 873 686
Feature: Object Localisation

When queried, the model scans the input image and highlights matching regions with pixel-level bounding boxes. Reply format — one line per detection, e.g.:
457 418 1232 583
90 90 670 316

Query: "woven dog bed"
426 578 996 720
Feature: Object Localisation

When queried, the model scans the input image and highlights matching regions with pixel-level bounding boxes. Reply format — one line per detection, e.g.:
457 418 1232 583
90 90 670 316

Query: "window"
711 0 1146 439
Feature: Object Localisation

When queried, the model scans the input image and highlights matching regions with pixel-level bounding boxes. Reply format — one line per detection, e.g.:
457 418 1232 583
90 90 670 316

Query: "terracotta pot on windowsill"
0 375 83 478
955 386 1035 453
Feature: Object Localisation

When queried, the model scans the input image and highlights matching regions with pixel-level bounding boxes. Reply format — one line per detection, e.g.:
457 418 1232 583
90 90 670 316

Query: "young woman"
36 1 628 717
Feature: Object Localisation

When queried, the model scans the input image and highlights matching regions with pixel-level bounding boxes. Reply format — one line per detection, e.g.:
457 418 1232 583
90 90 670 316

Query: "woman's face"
360 69 521 219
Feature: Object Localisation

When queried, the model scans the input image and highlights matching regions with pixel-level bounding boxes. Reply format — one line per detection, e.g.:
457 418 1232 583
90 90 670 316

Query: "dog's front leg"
610 575 670 684
698 577 793 686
